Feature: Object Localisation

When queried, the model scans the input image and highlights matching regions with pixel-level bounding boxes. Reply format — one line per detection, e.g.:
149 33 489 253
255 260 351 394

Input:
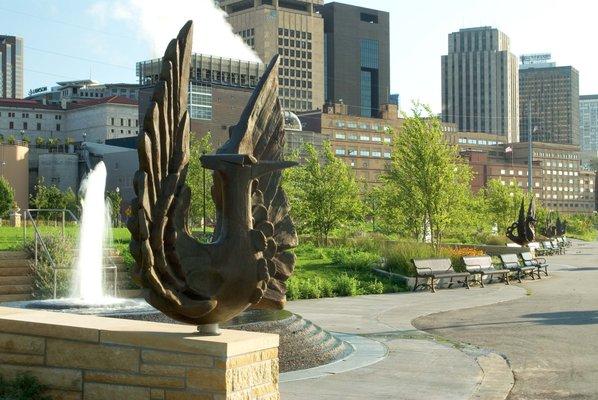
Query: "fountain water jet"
73 161 110 302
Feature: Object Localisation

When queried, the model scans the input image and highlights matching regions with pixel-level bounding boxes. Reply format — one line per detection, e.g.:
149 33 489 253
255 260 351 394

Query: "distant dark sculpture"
127 21 298 333
556 217 567 236
506 198 536 245
544 215 566 238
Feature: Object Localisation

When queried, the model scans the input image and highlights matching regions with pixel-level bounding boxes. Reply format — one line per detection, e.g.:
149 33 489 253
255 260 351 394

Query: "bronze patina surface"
128 21 298 327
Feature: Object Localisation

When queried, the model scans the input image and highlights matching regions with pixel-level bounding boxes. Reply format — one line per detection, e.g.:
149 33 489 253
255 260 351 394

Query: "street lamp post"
202 150 207 235
528 103 533 193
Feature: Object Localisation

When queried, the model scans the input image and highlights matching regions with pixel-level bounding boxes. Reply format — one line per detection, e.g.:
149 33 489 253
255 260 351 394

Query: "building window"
188 83 212 120
335 148 346 156
56 124 61 131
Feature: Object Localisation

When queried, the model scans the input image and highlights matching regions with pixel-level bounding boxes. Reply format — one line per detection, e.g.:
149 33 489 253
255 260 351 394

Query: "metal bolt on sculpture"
127 21 298 335
506 198 536 246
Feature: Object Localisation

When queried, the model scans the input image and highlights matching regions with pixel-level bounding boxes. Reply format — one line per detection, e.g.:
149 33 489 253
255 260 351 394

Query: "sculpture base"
198 323 221 336
0 306 280 400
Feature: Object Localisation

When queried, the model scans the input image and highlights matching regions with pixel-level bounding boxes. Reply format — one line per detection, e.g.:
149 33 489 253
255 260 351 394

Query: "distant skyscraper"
319 2 390 117
579 95 598 151
441 27 519 142
0 35 24 99
519 56 579 145
218 0 324 113
389 93 400 110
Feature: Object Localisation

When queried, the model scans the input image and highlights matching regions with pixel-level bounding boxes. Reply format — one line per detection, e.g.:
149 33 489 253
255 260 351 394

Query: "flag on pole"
505 146 513 153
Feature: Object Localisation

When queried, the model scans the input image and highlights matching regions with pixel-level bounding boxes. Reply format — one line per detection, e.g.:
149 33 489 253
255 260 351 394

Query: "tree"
106 190 122 227
284 142 363 244
482 179 527 232
380 104 473 248
0 177 14 218
31 180 78 220
186 132 215 228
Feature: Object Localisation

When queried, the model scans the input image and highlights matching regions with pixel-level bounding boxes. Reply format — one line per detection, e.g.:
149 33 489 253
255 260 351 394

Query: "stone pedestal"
9 211 21 228
0 307 280 400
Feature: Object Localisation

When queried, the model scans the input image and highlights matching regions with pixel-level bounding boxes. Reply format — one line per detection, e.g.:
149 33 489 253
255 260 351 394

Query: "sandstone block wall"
0 307 279 400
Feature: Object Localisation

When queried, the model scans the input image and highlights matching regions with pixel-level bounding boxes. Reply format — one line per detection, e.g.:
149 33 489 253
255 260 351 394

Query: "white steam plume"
108 0 262 63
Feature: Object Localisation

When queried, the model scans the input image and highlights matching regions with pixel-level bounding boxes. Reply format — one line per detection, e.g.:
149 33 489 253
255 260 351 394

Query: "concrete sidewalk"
281 276 527 399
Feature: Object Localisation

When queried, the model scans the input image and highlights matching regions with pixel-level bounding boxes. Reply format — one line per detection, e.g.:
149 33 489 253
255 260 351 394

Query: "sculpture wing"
128 21 218 321
215 55 298 308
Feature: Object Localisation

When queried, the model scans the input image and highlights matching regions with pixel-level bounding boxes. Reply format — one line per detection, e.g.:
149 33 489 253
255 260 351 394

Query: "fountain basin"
3 299 352 372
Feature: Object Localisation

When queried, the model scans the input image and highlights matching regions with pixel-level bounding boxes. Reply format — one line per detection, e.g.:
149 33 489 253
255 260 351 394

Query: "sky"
1 0 597 113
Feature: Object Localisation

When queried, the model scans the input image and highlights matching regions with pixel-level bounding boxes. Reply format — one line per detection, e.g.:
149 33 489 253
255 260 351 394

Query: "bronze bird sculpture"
127 21 298 333
506 198 536 246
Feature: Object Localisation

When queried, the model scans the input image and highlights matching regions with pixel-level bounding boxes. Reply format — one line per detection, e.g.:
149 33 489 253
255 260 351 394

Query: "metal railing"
22 208 118 299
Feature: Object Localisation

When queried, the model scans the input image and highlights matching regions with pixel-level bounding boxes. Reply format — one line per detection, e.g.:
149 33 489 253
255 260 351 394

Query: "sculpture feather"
128 21 298 327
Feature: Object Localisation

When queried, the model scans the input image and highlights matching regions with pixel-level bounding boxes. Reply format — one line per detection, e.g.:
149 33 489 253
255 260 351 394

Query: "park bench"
519 251 548 278
498 253 537 282
554 238 567 253
412 258 470 293
549 240 565 255
541 241 557 256
527 242 550 257
462 256 510 287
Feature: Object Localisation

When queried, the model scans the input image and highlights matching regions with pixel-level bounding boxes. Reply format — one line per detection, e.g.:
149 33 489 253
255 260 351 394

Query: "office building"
441 27 519 142
0 35 24 99
579 94 598 151
27 80 140 104
137 54 266 147
0 96 139 143
218 0 324 112
318 2 390 117
456 132 595 213
519 56 579 145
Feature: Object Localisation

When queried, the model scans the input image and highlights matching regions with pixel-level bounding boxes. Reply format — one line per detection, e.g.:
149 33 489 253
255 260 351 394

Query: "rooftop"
0 96 138 110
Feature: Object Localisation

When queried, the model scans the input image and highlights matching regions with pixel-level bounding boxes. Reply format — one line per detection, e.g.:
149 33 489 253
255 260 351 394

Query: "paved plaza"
281 240 597 399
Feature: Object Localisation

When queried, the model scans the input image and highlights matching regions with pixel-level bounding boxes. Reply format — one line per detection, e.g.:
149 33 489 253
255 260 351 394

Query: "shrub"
361 279 384 295
26 235 75 299
0 177 14 218
35 136 45 147
7 135 16 145
302 278 323 299
334 274 359 296
444 246 485 271
484 235 508 246
328 247 380 272
383 242 452 276
0 373 52 400
286 278 301 301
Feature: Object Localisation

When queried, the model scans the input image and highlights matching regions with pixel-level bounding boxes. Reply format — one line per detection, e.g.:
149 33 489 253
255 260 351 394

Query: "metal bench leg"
504 273 510 285
480 273 485 288
430 277 436 293
517 271 523 283
413 276 419 292
544 267 549 276
464 275 470 289
448 277 454 288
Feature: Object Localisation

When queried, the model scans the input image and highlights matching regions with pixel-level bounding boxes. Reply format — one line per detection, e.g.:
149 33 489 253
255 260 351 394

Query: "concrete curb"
470 352 515 400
